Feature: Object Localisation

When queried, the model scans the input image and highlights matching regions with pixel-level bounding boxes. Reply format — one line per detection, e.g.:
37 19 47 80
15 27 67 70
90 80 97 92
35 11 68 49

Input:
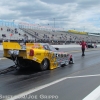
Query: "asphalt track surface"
0 48 100 100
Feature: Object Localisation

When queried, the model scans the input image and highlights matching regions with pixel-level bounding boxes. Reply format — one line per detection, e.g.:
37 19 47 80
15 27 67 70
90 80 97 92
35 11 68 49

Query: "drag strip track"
0 49 100 100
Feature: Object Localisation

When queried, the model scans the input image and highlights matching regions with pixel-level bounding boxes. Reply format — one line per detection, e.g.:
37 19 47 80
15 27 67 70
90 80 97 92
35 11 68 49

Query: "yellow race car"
3 42 74 71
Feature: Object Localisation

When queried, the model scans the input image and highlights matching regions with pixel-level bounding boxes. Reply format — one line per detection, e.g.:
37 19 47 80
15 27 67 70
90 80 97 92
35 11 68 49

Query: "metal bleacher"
0 25 100 43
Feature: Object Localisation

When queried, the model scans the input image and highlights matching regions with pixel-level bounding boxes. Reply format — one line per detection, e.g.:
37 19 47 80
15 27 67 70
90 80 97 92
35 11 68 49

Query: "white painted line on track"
83 85 100 100
0 58 7 60
5 74 100 100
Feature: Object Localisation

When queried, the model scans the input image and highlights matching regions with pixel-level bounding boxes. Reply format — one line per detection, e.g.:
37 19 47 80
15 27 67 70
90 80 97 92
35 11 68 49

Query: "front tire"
69 58 74 64
40 58 50 71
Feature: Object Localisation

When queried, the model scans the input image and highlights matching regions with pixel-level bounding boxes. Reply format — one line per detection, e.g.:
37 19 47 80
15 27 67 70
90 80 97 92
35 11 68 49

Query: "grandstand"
0 20 100 44
67 30 100 43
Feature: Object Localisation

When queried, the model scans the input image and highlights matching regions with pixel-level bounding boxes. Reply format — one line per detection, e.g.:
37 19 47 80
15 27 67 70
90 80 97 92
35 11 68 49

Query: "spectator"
10 33 13 37
23 34 28 44
2 34 6 37
1 28 3 31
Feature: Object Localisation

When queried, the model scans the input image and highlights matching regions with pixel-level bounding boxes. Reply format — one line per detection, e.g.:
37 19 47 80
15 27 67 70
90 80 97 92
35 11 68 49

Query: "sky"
0 0 100 32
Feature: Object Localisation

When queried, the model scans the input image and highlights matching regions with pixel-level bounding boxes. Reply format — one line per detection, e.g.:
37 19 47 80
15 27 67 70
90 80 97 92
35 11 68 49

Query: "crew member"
80 40 87 56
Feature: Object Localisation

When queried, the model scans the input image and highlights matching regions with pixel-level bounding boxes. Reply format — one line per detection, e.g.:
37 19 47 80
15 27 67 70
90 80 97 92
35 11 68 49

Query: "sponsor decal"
36 53 41 55
47 51 51 57
52 53 55 58
27 52 30 55
44 50 48 56
33 57 37 61
27 43 40 49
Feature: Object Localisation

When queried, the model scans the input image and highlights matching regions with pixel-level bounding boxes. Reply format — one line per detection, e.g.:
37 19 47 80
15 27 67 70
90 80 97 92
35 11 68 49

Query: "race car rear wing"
3 42 26 58
3 42 44 50
3 42 22 50
2 42 44 58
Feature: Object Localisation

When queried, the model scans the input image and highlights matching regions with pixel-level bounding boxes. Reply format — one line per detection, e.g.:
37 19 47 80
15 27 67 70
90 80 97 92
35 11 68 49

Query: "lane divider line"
6 74 100 100
83 85 100 100
0 58 7 60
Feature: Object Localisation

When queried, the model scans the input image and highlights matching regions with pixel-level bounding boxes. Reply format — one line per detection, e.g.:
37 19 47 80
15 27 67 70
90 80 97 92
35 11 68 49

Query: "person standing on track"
79 40 87 56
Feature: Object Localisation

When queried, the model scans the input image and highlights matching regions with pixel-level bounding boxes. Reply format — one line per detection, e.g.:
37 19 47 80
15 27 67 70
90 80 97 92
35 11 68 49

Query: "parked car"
87 43 97 48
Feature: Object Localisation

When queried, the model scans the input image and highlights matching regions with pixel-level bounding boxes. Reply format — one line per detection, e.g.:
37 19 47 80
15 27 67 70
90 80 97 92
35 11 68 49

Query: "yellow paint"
68 30 87 35
2 42 57 70
3 42 21 50
2 42 100 70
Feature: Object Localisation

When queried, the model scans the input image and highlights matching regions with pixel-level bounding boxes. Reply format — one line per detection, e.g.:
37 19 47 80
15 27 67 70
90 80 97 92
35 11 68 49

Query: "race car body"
3 42 74 71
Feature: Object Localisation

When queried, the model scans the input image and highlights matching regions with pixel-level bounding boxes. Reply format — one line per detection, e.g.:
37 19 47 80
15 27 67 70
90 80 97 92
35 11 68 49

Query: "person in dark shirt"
80 40 87 56
1 28 3 31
